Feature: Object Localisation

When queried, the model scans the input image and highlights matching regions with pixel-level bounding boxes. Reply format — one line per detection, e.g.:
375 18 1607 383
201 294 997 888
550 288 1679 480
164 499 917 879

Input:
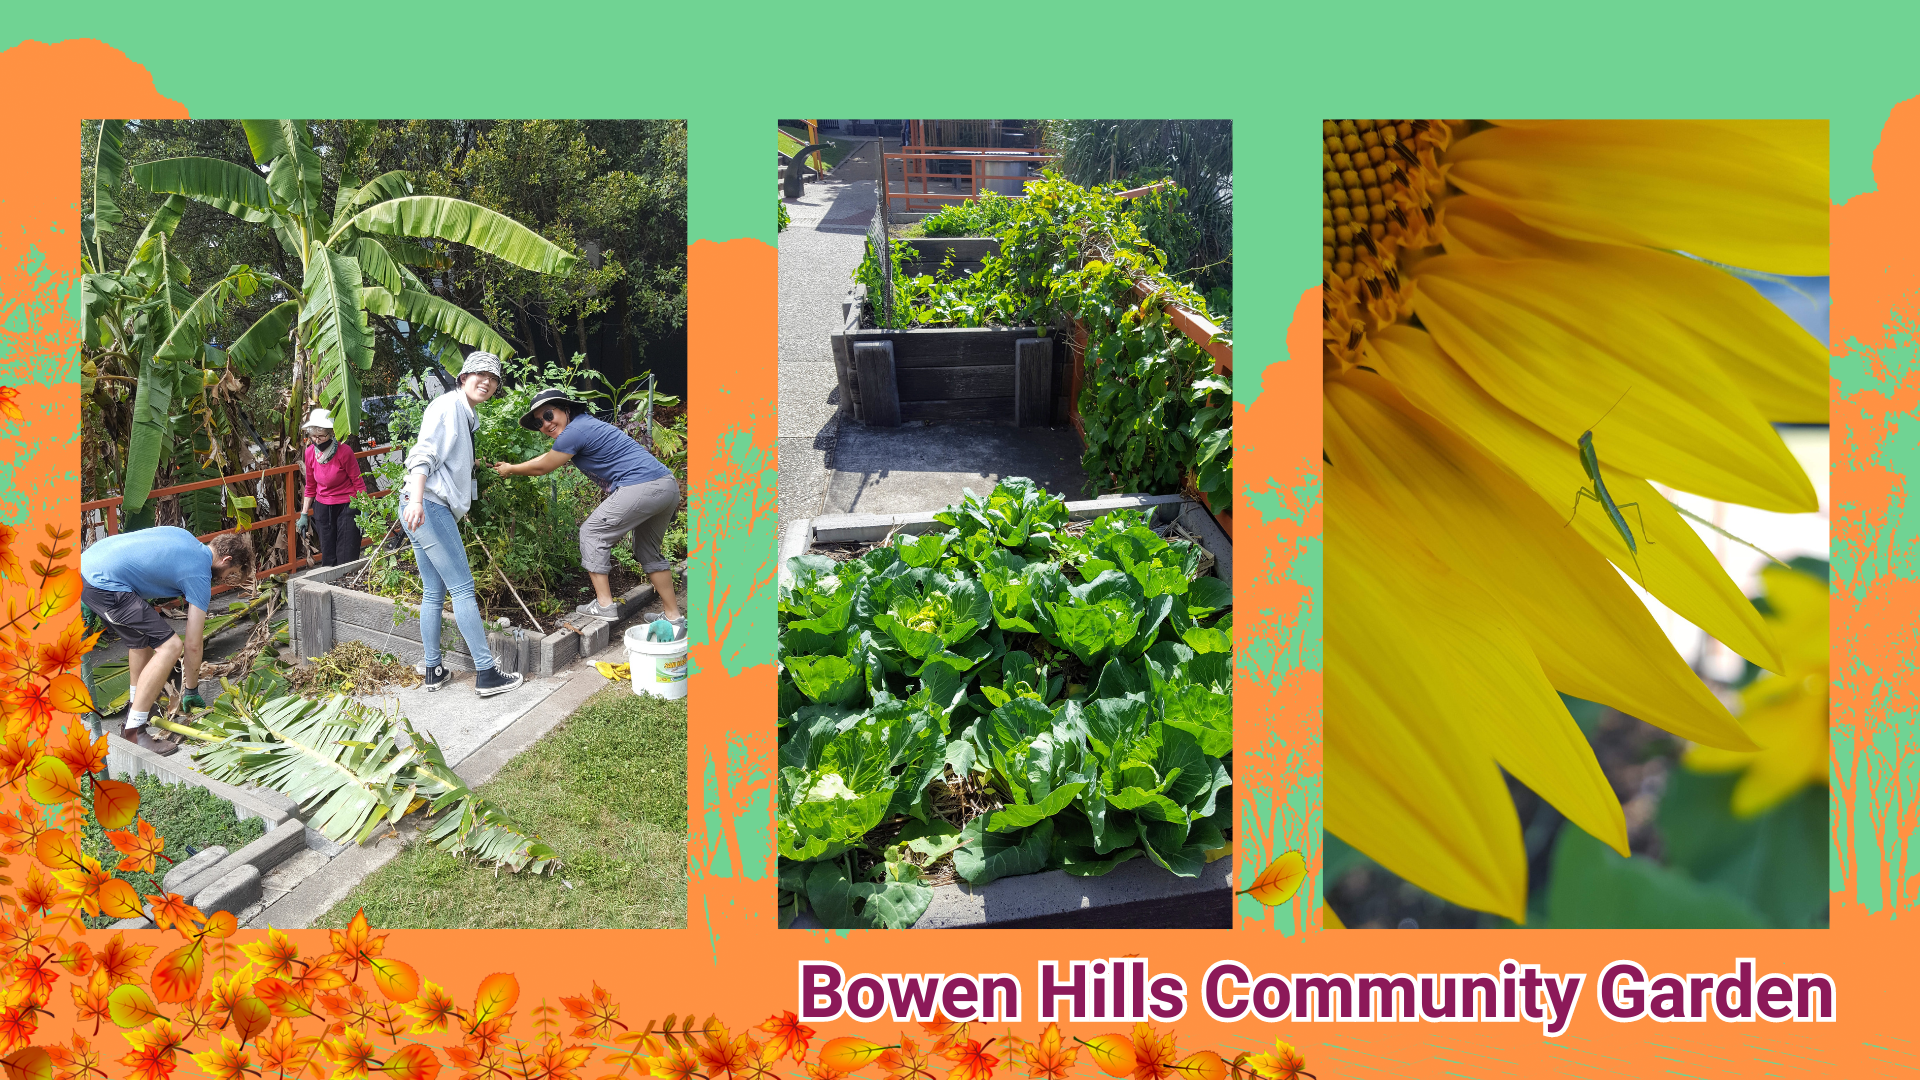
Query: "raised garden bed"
833 234 1070 429
289 557 657 678
778 487 1233 929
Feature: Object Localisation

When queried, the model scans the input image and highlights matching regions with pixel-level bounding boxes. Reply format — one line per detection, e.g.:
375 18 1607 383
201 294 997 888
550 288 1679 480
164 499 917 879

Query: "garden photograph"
776 119 1235 928
72 118 693 929
1322 119 1831 929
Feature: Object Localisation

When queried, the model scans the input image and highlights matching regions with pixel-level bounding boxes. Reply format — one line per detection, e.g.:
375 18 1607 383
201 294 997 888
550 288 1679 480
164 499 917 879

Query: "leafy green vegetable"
775 479 1233 928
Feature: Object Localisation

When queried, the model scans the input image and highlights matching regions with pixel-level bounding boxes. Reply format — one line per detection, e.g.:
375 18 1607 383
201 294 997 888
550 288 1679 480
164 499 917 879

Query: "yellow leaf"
1237 852 1307 908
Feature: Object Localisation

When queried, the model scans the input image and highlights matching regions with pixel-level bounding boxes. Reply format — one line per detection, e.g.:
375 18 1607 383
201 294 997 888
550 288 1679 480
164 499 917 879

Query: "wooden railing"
80 445 397 593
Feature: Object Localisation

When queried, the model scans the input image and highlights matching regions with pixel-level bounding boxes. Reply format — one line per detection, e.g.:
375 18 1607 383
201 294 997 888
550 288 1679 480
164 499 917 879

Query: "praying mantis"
1565 388 1791 582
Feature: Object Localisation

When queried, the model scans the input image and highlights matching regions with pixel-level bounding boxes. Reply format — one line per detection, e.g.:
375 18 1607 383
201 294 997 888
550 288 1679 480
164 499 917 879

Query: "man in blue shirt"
81 528 255 754
493 389 683 635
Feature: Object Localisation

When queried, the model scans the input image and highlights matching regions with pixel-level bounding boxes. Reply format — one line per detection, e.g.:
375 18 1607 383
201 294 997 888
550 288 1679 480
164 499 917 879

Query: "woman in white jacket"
399 352 523 697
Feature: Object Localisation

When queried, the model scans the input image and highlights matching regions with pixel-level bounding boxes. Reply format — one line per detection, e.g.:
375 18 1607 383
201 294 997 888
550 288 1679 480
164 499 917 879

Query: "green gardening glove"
296 512 310 533
181 692 206 713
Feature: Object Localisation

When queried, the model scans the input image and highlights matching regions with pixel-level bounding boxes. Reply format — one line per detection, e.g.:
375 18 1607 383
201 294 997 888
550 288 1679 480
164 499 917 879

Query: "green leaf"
1654 766 1828 928
985 782 1085 832
229 300 298 375
786 654 864 707
89 119 126 244
123 195 190 275
243 120 324 221
300 242 373 436
132 156 274 214
953 818 1055 886
373 286 515 360
338 195 578 274
1541 826 1766 928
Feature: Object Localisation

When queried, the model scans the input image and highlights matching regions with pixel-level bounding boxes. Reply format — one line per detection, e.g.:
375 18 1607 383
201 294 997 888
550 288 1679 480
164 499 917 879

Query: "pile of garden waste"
777 478 1232 928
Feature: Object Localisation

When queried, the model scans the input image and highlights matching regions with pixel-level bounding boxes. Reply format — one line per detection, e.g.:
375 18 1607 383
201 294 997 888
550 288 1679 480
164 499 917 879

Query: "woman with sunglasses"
492 388 683 636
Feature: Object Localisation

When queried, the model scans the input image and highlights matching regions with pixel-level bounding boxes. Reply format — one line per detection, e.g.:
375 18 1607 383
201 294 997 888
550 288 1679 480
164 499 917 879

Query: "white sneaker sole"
475 673 524 698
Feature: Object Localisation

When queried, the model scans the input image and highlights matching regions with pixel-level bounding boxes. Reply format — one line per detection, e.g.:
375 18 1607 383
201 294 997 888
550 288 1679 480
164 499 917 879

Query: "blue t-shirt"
82 526 214 611
553 414 670 491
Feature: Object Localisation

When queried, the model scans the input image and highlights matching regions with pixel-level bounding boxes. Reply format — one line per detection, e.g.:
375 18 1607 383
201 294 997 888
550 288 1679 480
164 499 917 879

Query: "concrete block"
110 916 154 931
578 618 611 657
228 818 309 875
616 582 657 620
108 737 296 826
162 846 228 894
539 629 578 677
910 855 1233 929
193 863 263 916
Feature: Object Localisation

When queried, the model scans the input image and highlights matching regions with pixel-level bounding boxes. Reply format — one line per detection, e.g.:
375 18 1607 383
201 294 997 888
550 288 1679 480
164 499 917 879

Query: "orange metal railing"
882 147 1059 218
80 445 396 593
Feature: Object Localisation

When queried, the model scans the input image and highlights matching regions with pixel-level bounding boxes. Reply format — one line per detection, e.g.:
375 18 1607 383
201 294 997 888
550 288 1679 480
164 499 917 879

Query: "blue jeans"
399 493 492 670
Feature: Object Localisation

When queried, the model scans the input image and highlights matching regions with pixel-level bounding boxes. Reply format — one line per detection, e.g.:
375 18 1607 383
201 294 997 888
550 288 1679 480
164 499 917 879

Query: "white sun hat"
304 407 335 432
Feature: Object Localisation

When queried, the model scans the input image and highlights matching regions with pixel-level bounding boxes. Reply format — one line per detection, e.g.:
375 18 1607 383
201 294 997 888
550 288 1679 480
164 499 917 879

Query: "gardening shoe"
474 666 523 698
422 663 451 693
575 599 620 622
116 725 178 757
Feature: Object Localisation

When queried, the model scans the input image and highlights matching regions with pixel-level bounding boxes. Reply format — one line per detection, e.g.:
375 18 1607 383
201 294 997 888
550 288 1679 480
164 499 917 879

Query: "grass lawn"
778 126 857 171
315 685 689 929
81 772 266 928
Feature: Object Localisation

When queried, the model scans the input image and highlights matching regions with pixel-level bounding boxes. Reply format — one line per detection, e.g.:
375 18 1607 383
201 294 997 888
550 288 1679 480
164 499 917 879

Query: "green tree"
98 119 576 514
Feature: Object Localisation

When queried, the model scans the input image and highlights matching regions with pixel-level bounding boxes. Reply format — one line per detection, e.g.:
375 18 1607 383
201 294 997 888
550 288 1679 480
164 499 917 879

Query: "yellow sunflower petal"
1366 325 1784 676
1445 120 1827 275
1330 475 1532 919
1327 372 1753 754
1442 197 1827 423
1413 255 1818 512
1685 693 1828 817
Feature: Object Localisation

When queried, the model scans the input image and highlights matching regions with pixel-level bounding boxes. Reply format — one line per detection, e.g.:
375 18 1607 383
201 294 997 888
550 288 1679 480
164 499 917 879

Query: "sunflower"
1324 120 1827 920
1683 564 1829 816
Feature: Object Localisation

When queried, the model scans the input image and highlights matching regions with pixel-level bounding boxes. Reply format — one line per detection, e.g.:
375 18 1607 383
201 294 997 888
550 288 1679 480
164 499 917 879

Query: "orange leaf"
560 983 621 1040
230 995 272 1045
36 572 82 621
35 827 84 872
1237 851 1307 908
472 972 520 1024
96 932 156 987
403 981 458 1034
255 978 321 1019
1076 1036 1135 1079
96 877 145 920
1019 1025 1076 1080
371 956 420 1002
191 1040 253 1080
821 1040 898 1076
1171 1054 1223 1080
54 717 111 777
47 672 94 715
92 779 141 829
941 1041 997 1080
758 1011 815 1064
143 892 202 933
1 1047 53 1080
382 1043 443 1080
40 617 102 670
108 983 166 1029
110 819 166 873
152 940 207 1003
194 909 238 941
26 754 81 804
1242 1041 1309 1080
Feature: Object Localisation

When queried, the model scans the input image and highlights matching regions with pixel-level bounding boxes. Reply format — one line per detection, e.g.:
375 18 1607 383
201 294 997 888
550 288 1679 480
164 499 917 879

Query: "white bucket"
624 624 689 700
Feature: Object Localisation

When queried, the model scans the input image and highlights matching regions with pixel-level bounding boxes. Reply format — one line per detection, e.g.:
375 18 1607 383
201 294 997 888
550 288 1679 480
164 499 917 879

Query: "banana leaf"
336 195 578 274
189 688 557 872
132 156 275 215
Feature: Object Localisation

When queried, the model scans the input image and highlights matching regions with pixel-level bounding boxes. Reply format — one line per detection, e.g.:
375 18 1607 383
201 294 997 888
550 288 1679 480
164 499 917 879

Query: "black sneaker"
474 666 523 698
422 663 450 693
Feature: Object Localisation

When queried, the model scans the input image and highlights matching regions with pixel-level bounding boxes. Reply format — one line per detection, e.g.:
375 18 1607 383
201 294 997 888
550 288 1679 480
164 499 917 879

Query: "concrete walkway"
779 138 1088 535
778 138 888 552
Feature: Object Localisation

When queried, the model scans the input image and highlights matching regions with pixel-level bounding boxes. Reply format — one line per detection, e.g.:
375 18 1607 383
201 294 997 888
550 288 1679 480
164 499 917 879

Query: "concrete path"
824 423 1089 515
778 138 887 553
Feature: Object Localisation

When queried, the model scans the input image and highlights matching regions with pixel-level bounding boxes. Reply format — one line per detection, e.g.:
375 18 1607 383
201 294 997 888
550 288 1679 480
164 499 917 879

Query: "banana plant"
130 119 575 441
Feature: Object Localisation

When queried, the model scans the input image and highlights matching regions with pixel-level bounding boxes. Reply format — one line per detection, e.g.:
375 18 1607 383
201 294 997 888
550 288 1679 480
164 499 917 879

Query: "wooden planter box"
782 493 1233 928
833 235 1070 428
288 559 656 678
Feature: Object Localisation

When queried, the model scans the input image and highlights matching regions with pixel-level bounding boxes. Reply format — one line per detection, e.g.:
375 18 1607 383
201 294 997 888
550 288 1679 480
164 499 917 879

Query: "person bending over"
80 527 255 755
492 388 684 637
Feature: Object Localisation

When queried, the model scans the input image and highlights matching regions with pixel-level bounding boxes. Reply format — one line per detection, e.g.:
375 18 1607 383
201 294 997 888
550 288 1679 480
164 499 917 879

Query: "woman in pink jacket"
298 407 367 566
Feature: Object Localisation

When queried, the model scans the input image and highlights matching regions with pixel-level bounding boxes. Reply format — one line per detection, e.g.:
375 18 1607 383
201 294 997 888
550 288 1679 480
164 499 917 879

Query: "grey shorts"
579 475 680 574
80 583 177 649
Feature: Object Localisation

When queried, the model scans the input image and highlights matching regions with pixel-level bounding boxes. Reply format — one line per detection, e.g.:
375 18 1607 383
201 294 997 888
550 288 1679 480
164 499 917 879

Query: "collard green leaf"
953 818 1055 886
